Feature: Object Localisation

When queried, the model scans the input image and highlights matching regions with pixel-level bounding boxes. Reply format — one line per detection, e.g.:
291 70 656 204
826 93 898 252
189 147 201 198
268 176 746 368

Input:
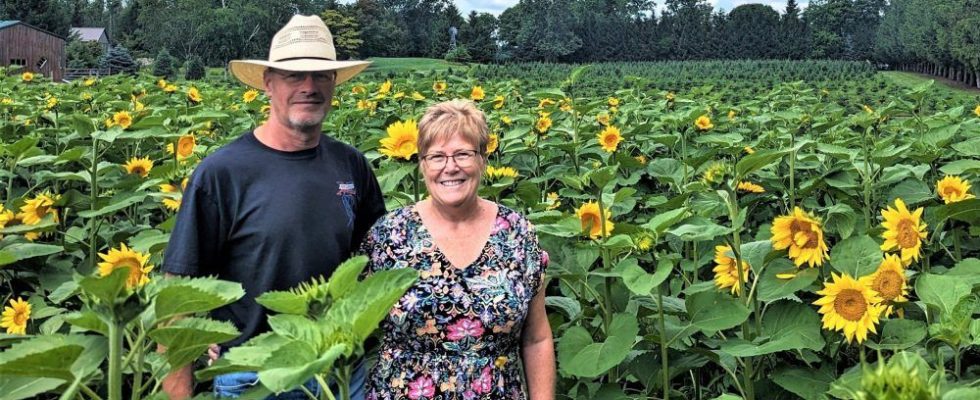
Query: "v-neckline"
411 203 501 271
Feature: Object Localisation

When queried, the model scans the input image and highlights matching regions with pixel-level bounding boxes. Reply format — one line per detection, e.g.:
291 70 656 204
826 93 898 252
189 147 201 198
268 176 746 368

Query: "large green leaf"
915 274 971 316
0 335 105 382
196 333 288 381
323 268 418 343
829 235 881 278
0 376 65 400
687 290 751 332
935 198 980 226
885 179 933 206
946 258 980 287
641 207 689 236
64 310 108 335
616 257 670 296
0 243 64 267
78 267 130 306
557 313 638 378
149 317 239 370
154 277 245 322
267 314 322 346
757 260 820 303
719 300 823 357
771 366 834 400
546 296 581 321
258 343 346 394
739 240 772 273
668 216 733 242
76 193 148 218
866 319 927 351
255 291 308 316
326 255 368 300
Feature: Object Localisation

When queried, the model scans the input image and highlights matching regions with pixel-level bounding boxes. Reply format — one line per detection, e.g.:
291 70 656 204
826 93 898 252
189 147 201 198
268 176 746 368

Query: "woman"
361 99 555 400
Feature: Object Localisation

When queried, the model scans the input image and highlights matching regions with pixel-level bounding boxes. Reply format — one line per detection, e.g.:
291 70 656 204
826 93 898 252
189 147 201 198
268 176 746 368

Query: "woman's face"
420 134 484 211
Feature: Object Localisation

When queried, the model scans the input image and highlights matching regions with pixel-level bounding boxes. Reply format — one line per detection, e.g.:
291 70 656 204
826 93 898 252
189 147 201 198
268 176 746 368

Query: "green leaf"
255 291 308 316
944 387 980 400
0 376 65 400
866 319 927 351
885 179 933 206
829 235 882 278
946 258 980 287
323 268 418 343
149 317 239 370
0 243 63 267
825 203 857 239
952 136 980 157
756 260 819 303
935 198 980 226
546 296 581 320
687 290 751 332
735 149 786 179
0 335 104 382
327 255 369 300
587 165 618 190
78 267 130 306
720 301 823 357
557 313 638 378
154 277 245 322
128 229 171 254
5 137 39 159
739 240 772 273
771 367 834 400
535 216 581 238
641 207 688 236
258 343 346 394
667 217 732 241
940 159 980 175
267 315 322 346
915 274 971 316
76 193 148 218
64 310 108 335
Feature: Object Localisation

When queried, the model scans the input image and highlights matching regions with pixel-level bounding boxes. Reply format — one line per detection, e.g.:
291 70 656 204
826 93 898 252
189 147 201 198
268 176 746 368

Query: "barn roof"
0 20 66 39
70 27 108 42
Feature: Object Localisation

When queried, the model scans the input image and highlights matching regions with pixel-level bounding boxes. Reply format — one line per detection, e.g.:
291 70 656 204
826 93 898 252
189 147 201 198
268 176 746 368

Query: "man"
161 15 385 399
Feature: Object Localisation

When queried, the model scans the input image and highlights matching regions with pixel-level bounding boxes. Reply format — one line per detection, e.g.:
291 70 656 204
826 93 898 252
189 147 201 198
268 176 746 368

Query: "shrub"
444 46 472 63
184 55 205 80
152 48 178 79
99 45 139 75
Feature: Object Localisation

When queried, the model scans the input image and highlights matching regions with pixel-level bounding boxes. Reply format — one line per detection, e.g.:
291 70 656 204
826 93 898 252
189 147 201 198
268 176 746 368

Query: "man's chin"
288 115 325 131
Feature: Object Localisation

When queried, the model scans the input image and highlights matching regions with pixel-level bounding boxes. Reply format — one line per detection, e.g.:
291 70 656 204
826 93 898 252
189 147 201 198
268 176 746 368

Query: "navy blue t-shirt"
163 131 386 347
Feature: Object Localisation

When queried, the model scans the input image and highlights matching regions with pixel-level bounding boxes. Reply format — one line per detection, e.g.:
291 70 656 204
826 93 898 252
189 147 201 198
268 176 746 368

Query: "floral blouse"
361 204 547 400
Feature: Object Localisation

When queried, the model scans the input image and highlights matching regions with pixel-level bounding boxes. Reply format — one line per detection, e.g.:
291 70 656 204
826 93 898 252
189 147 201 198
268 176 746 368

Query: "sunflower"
665 92 675 101
176 135 196 160
880 198 927 264
379 119 419 160
393 92 405 100
546 192 560 210
84 77 96 86
97 243 154 289
379 80 392 95
538 98 556 109
634 154 647 165
0 206 14 234
695 115 714 131
770 207 830 267
737 181 765 193
974 105 980 117
113 110 133 129
1 97 12 105
813 273 884 344
559 98 573 112
158 181 183 211
17 193 59 225
21 72 34 82
501 115 512 125
470 86 485 101
596 113 610 126
46 97 58 110
936 175 974 204
608 97 620 107
597 125 622 153
157 79 167 88
701 162 726 184
486 134 499 154
243 89 259 103
163 84 177 93
535 115 552 134
576 201 614 239
1 297 30 335
863 104 874 114
713 245 751 295
124 156 154 177
186 87 202 103
433 81 447 94
744 146 755 154
868 254 909 317
485 165 518 180
493 95 505 110
411 92 425 101
727 110 736 120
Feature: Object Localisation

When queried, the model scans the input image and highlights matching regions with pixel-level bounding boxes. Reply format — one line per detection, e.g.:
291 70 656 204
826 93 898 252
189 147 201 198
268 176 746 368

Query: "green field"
882 71 980 99
363 57 462 75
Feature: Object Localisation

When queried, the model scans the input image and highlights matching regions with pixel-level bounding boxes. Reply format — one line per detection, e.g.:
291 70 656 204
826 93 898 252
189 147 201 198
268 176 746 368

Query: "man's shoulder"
319 134 367 160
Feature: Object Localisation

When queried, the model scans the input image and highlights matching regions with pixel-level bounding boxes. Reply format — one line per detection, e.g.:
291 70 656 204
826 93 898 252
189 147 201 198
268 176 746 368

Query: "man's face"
263 69 337 132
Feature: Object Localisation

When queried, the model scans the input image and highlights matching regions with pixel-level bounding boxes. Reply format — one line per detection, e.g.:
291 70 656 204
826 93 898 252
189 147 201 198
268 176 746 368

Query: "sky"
454 0 810 16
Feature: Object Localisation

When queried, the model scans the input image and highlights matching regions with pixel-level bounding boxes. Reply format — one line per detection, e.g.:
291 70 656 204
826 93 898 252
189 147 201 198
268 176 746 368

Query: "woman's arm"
521 285 555 400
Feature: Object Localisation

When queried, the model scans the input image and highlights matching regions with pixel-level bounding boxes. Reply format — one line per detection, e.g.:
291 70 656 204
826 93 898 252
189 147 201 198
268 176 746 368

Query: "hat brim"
229 59 371 89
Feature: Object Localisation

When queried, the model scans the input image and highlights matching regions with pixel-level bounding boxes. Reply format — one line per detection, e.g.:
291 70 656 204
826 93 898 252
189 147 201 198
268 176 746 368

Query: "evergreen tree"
321 8 364 60
781 0 809 59
459 11 498 63
184 54 205 80
99 44 139 74
152 48 177 79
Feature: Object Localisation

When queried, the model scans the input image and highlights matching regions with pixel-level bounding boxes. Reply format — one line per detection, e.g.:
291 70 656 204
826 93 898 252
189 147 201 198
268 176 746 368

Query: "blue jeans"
213 361 367 400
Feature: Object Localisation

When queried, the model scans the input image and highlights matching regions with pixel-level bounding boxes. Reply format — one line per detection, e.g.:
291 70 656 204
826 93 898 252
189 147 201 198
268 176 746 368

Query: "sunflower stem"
954 348 962 379
316 374 337 400
727 187 755 400
107 320 123 400
89 138 100 271
657 287 670 400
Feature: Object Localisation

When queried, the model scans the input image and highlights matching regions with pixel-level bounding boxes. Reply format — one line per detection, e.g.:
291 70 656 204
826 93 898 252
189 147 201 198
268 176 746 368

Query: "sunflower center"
833 289 868 321
896 219 918 249
13 310 28 325
133 166 146 175
802 229 820 249
582 213 600 233
789 220 811 235
873 270 903 301
942 186 962 197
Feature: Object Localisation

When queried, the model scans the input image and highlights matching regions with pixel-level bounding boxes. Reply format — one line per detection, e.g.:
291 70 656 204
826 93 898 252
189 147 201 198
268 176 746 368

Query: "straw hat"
229 15 370 89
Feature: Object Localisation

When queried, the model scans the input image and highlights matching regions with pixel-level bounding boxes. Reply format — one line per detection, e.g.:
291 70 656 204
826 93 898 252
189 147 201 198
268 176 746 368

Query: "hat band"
273 56 336 62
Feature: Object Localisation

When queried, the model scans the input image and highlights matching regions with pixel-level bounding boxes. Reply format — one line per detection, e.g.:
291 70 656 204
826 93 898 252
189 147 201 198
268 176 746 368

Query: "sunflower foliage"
197 256 418 399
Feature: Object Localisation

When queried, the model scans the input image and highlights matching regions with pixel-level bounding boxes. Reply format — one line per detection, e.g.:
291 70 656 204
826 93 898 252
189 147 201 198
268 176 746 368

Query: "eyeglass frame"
419 149 483 170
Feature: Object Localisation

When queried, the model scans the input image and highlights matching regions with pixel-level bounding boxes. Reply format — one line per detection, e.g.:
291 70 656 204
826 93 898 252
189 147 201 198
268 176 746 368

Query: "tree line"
2 0 979 87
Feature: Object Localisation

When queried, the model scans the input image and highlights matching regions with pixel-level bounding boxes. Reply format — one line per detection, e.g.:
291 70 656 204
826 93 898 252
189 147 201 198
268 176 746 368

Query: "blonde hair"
417 99 489 156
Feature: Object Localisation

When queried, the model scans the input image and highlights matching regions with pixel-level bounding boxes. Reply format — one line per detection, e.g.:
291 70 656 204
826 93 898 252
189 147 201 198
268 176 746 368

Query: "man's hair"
418 99 489 156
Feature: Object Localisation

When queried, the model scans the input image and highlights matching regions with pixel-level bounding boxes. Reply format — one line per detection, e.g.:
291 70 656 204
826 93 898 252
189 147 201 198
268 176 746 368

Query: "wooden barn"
0 20 66 81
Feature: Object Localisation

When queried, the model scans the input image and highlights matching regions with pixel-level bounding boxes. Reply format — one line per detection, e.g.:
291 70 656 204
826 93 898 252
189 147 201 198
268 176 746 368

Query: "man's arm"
521 285 556 400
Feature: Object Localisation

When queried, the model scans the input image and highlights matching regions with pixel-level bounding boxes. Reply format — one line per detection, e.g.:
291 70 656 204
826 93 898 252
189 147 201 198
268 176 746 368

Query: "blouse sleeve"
523 221 548 299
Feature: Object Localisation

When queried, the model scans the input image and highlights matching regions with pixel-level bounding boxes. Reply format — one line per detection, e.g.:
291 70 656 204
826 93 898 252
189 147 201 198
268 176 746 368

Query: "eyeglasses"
421 150 480 169
269 70 336 84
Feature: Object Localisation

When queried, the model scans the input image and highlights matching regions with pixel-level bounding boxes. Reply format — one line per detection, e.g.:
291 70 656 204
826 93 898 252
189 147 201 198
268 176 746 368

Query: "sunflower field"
2 60 980 400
